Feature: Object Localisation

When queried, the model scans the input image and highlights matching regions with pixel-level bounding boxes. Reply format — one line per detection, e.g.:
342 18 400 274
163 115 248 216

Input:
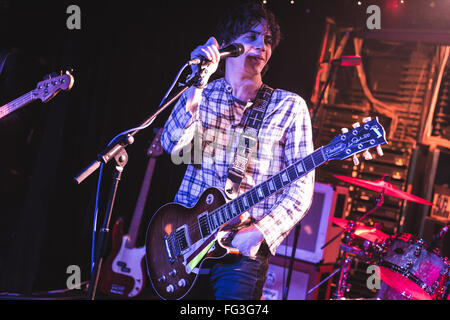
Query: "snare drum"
377 233 450 300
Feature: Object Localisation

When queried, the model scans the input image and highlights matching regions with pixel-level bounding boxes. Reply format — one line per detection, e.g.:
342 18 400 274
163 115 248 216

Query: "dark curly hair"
213 1 282 77
215 1 281 50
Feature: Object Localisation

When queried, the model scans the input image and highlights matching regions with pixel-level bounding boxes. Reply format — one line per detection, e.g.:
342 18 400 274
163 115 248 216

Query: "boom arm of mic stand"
73 72 200 184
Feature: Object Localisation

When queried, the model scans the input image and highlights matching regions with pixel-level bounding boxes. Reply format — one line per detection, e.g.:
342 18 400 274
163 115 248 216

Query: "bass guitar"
99 128 164 298
0 71 74 120
145 117 387 300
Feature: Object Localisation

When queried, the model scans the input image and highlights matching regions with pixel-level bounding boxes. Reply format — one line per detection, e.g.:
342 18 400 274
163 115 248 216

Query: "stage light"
357 1 362 5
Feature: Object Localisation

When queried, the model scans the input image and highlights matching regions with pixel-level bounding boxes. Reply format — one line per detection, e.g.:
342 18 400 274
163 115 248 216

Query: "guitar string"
1 92 33 114
173 150 327 241
173 167 301 240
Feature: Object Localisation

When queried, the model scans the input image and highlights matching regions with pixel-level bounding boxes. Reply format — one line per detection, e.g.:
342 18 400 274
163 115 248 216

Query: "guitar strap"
224 84 274 200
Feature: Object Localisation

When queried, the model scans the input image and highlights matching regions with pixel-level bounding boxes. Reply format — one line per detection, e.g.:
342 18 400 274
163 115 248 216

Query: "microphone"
322 55 362 67
189 43 245 65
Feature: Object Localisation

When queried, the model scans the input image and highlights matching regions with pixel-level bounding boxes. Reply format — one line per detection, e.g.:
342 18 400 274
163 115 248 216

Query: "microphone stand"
282 64 337 300
75 68 203 300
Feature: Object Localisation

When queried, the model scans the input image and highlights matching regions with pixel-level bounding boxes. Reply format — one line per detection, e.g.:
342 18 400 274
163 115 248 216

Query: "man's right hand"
190 37 221 84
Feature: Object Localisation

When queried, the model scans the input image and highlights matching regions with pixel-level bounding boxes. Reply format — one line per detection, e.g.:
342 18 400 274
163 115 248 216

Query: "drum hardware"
311 174 449 300
377 233 450 300
333 221 356 299
308 184 388 299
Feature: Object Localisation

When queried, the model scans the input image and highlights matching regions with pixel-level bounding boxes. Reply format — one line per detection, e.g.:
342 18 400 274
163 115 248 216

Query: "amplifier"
430 185 450 222
276 182 349 264
262 255 335 300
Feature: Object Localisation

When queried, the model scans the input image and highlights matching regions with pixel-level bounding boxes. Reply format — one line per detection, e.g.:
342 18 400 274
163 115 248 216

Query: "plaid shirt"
162 78 314 254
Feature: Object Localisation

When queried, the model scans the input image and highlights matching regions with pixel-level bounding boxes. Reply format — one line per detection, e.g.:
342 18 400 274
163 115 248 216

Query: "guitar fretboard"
0 92 35 120
199 147 326 235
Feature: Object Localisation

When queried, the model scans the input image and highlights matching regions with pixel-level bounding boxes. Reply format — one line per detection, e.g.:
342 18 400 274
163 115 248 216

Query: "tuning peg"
352 154 360 166
363 117 372 123
352 122 361 128
363 150 373 160
376 145 384 156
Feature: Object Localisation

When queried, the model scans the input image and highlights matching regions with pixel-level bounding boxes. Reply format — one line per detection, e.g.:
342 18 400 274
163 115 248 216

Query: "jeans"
187 242 270 300
209 254 269 300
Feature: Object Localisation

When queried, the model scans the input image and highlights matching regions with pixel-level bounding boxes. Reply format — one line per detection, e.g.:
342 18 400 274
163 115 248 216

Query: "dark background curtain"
0 0 444 295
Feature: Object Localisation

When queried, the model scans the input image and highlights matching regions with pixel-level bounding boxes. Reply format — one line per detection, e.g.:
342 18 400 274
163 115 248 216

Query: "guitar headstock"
33 71 75 103
147 128 164 158
324 117 387 163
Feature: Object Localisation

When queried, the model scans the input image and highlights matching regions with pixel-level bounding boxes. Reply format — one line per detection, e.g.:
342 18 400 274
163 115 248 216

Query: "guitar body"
145 187 240 300
99 218 146 298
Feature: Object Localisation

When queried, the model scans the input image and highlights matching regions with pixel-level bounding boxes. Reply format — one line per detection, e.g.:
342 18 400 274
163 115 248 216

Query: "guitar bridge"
163 233 178 263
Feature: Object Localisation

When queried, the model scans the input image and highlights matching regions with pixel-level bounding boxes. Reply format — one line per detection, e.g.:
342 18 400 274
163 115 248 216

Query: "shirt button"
225 85 232 93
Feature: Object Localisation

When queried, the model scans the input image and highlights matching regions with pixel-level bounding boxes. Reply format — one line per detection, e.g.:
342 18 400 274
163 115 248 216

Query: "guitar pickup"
175 225 191 255
198 211 212 238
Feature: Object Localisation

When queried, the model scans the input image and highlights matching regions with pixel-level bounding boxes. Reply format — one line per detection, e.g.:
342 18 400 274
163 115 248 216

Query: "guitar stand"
87 147 129 300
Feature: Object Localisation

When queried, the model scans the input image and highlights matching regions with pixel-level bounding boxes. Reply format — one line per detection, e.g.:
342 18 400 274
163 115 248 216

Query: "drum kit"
311 174 450 300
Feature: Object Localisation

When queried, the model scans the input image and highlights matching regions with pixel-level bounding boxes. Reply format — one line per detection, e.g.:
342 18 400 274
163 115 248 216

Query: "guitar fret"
296 161 305 176
242 195 249 209
237 197 245 212
262 182 271 197
230 202 238 217
224 205 232 220
287 165 298 181
257 186 264 199
210 213 218 229
281 170 290 184
273 175 283 190
248 190 257 206
312 149 326 165
217 209 224 225
268 179 276 192
303 155 315 172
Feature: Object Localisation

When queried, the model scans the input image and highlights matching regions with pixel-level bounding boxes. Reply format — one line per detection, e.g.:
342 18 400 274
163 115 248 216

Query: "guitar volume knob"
178 279 187 287
169 269 177 277
166 285 175 293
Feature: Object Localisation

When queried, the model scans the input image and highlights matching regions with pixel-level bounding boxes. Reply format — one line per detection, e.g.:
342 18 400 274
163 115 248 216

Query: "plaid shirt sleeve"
253 96 315 255
161 90 205 160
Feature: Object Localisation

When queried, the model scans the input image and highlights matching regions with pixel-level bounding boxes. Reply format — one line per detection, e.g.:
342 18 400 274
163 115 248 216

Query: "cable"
90 62 191 272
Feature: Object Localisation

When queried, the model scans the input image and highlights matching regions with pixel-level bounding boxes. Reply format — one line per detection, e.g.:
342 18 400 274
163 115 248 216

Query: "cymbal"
330 217 389 242
334 175 433 206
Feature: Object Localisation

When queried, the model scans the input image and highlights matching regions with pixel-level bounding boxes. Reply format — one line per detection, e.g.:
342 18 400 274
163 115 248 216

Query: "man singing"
161 1 314 300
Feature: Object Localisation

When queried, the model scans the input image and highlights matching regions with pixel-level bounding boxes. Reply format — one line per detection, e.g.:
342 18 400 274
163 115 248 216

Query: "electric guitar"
99 128 164 298
145 117 388 300
0 71 74 120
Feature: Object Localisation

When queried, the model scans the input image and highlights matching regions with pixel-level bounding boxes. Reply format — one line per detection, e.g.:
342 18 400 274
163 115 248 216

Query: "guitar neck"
205 147 326 231
126 157 157 248
0 91 36 120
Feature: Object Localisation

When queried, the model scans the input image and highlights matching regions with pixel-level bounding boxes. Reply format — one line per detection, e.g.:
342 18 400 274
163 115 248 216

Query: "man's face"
225 19 273 77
